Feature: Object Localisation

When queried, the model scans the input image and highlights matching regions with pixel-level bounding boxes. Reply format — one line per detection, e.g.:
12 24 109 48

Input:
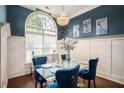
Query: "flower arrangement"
60 37 78 50
60 37 78 62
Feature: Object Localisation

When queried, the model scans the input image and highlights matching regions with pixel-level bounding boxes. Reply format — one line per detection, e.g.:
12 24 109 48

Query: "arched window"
25 11 57 63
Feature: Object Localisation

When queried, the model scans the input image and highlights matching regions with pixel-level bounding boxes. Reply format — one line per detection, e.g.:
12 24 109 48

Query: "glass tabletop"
36 61 88 81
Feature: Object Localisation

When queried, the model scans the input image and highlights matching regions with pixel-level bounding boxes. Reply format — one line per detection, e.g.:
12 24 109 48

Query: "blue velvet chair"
61 54 67 61
32 56 47 88
32 56 47 69
34 70 47 88
37 56 47 64
78 58 99 88
47 65 80 88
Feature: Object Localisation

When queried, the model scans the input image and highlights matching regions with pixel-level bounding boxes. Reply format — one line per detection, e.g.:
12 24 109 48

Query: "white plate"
41 63 53 68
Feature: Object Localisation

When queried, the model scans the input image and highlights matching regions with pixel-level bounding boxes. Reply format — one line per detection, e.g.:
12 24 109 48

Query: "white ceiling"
21 5 99 19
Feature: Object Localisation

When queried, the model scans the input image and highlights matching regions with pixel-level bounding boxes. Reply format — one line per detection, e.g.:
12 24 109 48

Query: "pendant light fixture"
57 6 69 26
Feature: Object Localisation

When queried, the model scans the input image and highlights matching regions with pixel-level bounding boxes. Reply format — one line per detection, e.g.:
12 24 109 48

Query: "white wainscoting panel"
0 23 11 87
111 38 124 82
8 37 30 78
90 39 111 75
71 39 90 63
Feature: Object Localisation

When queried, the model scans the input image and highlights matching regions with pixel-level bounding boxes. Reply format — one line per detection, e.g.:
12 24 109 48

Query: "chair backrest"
61 54 67 61
32 56 47 69
37 56 47 64
88 58 99 80
55 65 80 88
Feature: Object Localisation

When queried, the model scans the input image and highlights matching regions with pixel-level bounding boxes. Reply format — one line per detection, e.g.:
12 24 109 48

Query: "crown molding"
69 5 100 19
21 5 100 19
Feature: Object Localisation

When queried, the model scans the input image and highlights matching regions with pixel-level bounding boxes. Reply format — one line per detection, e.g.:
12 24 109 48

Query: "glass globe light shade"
57 12 69 26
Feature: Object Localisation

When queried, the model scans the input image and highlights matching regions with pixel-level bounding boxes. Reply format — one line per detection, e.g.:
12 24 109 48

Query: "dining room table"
36 60 88 81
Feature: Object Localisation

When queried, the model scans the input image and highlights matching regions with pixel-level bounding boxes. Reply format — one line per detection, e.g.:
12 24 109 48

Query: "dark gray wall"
6 5 124 39
69 5 124 38
7 5 60 39
0 5 6 22
7 5 33 37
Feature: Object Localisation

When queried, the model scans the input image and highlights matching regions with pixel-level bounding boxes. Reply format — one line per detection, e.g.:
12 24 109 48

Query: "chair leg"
88 80 91 88
40 83 43 88
93 79 96 88
35 81 37 88
44 81 47 88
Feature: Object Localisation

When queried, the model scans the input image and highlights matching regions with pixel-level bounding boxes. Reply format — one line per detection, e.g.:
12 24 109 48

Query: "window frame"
25 11 58 63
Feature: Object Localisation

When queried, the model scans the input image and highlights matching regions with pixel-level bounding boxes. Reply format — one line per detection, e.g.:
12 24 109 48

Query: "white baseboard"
97 73 124 85
8 70 31 79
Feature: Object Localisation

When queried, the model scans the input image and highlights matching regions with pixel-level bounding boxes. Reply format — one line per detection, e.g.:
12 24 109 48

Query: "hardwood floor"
7 74 124 88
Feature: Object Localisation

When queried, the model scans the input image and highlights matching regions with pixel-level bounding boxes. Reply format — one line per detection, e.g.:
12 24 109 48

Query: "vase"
67 50 71 62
